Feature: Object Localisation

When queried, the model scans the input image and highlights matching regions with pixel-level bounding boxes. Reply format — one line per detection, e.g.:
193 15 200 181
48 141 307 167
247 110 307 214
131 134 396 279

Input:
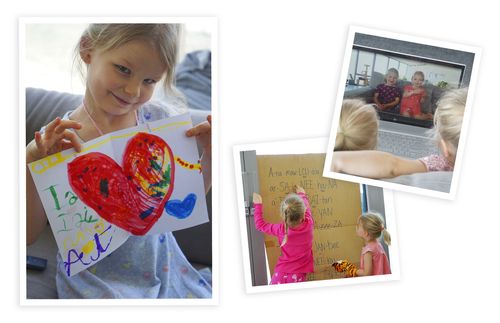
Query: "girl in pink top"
355 213 391 276
252 185 314 284
400 71 431 119
331 88 466 178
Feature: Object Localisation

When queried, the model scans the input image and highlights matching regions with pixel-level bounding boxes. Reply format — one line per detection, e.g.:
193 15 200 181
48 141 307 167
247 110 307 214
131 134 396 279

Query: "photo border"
233 137 400 294
323 26 482 200
19 16 219 306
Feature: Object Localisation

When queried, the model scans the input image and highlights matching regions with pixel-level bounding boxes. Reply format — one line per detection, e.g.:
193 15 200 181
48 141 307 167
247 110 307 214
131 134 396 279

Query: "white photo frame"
20 16 219 306
323 26 481 200
233 138 400 293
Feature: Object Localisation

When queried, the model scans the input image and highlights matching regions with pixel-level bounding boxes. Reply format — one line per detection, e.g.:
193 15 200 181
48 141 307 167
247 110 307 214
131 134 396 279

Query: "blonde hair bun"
335 99 379 151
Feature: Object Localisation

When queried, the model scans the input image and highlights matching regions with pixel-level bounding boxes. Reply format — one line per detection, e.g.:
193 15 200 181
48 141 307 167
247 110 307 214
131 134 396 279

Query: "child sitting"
400 71 432 120
373 68 401 113
331 88 466 178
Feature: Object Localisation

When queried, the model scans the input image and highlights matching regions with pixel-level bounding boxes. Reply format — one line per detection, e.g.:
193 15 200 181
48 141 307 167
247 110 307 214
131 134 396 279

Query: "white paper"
28 113 209 276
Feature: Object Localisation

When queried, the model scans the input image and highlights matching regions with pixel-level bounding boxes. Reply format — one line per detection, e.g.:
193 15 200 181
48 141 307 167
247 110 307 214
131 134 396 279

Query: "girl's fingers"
186 121 211 137
44 117 62 134
61 140 77 152
33 131 47 154
62 129 82 152
54 119 82 134
34 131 43 148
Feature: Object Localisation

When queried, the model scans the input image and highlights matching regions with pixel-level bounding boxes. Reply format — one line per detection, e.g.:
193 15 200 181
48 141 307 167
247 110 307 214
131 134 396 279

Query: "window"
24 23 211 94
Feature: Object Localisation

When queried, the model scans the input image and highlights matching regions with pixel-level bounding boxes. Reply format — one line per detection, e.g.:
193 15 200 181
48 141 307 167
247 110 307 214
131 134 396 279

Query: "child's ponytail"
381 227 391 246
281 209 290 247
279 194 306 247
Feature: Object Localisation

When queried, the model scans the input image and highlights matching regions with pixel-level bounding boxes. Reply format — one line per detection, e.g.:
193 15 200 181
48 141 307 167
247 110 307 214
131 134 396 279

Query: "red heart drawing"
67 132 175 235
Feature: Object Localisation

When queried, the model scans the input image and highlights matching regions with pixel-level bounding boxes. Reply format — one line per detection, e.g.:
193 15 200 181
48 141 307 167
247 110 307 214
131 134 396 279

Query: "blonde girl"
333 213 391 277
400 71 429 119
252 185 314 284
335 99 379 151
331 88 466 178
373 68 401 112
26 24 212 299
355 213 391 276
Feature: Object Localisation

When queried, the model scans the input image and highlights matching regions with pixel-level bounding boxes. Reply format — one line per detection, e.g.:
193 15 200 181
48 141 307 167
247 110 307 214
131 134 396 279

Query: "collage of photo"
22 20 480 302
233 26 480 292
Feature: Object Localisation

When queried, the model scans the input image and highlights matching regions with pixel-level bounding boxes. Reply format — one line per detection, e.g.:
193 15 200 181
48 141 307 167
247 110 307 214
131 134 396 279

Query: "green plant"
437 81 448 89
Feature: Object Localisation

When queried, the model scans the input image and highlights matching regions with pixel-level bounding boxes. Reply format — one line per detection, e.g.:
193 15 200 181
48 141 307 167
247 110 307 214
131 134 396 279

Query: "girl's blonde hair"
358 213 391 246
335 99 379 151
386 68 399 79
412 71 425 81
279 193 306 247
75 24 180 92
433 88 467 159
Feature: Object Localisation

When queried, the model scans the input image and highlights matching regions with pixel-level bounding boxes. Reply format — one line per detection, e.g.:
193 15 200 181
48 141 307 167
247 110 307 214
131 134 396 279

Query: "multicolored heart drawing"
68 132 175 235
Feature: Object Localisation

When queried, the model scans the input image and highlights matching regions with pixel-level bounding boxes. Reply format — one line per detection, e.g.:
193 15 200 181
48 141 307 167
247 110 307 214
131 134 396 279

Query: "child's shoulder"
362 241 384 254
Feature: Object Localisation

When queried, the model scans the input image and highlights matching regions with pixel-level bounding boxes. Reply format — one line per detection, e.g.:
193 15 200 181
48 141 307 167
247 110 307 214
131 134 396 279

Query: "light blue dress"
54 102 212 298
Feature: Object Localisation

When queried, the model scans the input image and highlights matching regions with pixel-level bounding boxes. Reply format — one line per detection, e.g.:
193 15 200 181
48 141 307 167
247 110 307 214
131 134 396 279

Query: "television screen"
344 33 474 129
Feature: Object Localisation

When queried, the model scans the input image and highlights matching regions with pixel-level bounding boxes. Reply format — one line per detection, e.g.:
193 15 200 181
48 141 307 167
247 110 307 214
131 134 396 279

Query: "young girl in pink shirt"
331 88 466 178
333 213 391 277
400 71 432 119
355 213 391 276
252 185 314 284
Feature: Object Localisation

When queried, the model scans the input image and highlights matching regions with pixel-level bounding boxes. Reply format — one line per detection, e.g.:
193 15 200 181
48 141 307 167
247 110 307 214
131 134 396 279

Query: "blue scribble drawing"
165 193 197 219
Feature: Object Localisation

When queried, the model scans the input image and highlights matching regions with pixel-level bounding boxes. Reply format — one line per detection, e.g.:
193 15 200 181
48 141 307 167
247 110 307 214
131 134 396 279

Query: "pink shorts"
270 272 307 285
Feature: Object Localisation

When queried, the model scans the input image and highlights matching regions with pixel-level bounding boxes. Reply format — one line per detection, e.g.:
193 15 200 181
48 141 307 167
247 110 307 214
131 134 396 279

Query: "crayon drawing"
68 132 176 236
29 113 209 276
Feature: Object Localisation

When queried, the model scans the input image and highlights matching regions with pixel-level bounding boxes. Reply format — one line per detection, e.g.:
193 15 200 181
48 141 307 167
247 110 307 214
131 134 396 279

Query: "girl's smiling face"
82 39 166 116
411 74 424 88
385 72 398 86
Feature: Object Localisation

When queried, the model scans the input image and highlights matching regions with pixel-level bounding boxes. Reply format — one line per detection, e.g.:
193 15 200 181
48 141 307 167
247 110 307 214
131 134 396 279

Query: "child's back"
253 188 314 284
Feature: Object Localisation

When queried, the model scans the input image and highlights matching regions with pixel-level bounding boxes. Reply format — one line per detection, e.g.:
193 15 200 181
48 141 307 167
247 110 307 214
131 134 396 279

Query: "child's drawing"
68 132 177 235
29 113 208 276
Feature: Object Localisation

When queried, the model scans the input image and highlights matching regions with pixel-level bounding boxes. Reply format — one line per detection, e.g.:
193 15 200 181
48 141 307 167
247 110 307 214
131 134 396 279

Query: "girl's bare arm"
331 150 427 179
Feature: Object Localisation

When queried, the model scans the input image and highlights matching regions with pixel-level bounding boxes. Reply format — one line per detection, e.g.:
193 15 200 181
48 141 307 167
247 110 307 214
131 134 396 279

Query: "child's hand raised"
253 192 262 204
294 185 305 194
186 115 212 193
26 117 82 163
186 115 211 157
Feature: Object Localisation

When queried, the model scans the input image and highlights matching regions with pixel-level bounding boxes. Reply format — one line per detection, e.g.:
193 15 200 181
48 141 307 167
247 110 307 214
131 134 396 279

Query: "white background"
6 0 500 321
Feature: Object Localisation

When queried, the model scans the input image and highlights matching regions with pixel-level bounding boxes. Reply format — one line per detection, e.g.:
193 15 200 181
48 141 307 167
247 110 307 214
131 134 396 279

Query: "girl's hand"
294 185 305 194
27 117 82 163
186 115 212 193
253 192 262 204
186 115 212 156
